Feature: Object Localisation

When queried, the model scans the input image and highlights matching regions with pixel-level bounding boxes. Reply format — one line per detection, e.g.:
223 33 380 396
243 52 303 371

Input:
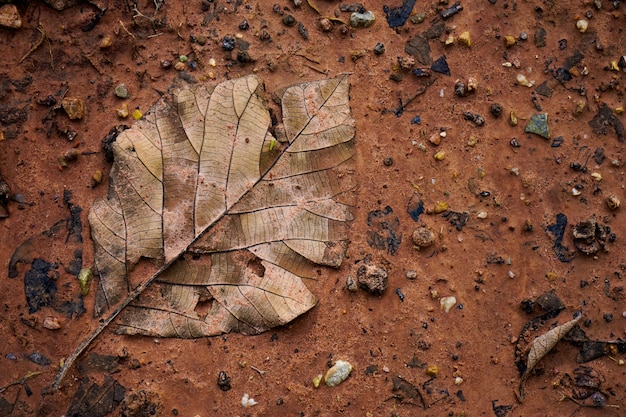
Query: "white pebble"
516 74 534 87
454 376 464 385
508 270 515 279
477 211 488 219
324 360 353 387
576 19 588 33
572 188 582 196
439 89 444 98
440 296 457 313
241 393 258 407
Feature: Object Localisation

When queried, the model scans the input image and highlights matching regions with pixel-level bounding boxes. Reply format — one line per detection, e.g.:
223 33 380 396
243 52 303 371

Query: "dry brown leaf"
53 75 355 389
518 311 582 402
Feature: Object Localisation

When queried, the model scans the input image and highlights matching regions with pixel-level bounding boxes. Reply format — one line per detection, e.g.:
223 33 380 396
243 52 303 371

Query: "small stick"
0 371 44 394
303 63 328 75
119 20 136 39
18 24 46 65
250 365 265 376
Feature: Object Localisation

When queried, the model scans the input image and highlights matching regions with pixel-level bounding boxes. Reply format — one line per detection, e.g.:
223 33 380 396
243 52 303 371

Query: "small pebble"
116 103 129 118
43 316 61 330
282 14 296 27
63 148 78 162
221 36 236 51
608 195 621 210
519 31 528 40
458 31 471 47
383 157 393 166
241 393 258 407
373 42 385 55
440 296 457 313
412 226 435 249
426 365 439 376
27 352 51 367
346 275 358 292
91 170 103 188
349 11 375 28
504 35 516 47
516 74 534 87
318 18 332 32
576 19 589 33
410 12 426 24
490 103 503 117
239 19 249 30
434 150 445 161
61 97 85 120
0 4 22 29
324 360 353 386
406 270 417 280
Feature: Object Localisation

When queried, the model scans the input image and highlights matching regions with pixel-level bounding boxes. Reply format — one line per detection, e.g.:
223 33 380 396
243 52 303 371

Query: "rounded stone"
349 11 375 28
412 226 436 249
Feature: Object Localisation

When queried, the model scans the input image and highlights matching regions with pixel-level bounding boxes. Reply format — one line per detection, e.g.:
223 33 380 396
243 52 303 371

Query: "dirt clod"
357 264 388 295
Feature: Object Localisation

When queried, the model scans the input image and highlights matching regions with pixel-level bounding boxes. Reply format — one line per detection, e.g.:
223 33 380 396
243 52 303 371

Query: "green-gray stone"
114 84 129 99
349 11 375 28
525 113 550 139
410 12 426 24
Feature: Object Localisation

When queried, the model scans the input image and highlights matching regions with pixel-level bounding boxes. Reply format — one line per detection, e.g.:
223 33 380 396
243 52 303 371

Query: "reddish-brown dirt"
1 0 625 416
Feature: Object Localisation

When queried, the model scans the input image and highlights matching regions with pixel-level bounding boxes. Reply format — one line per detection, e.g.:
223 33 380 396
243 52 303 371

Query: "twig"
250 365 265 377
303 63 328 75
295 53 321 64
0 371 44 394
51 261 173 391
385 77 438 116
177 21 184 40
18 24 46 65
119 20 136 39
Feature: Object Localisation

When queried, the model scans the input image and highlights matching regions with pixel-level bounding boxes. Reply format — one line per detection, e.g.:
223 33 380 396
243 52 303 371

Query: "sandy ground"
1 0 625 416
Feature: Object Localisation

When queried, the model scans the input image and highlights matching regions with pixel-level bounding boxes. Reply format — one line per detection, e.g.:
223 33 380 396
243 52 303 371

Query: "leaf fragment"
518 311 582 401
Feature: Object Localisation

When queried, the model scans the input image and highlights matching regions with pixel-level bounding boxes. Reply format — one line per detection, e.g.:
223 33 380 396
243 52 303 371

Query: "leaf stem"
51 262 170 391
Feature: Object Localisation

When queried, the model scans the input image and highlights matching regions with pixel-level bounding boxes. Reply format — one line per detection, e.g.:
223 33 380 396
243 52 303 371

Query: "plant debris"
545 213 575 262
391 376 426 408
383 0 416 28
367 206 402 254
589 103 625 142
517 311 582 402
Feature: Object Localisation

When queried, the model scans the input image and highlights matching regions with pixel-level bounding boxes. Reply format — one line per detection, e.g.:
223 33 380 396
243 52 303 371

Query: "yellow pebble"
426 365 439 377
504 35 516 47
458 31 471 47
433 201 449 214
132 109 143 120
116 103 129 119
434 150 446 161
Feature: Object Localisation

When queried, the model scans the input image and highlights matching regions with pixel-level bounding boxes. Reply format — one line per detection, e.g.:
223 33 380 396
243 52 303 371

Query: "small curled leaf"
518 311 582 402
